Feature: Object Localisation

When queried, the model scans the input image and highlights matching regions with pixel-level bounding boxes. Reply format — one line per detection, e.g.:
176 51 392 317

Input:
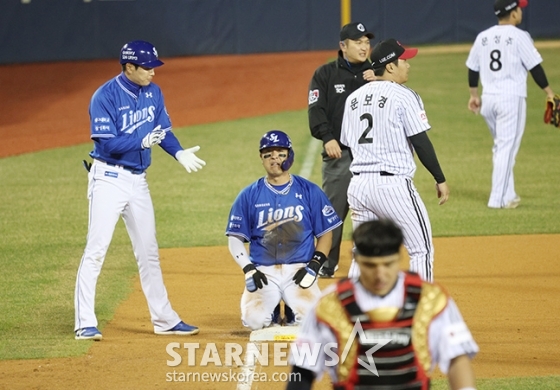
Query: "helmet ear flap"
281 148 295 171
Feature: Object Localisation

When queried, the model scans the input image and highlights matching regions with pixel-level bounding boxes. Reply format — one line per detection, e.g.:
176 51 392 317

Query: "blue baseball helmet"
120 40 164 68
259 130 295 171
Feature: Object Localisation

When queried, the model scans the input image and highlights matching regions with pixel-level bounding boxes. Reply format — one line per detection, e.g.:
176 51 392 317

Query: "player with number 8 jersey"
341 39 450 283
466 0 556 209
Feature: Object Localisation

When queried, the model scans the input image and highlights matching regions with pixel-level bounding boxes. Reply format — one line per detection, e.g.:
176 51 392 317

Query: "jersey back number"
489 49 502 72
358 113 373 144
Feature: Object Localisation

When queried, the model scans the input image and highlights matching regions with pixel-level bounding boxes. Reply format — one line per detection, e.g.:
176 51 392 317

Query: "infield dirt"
1 50 559 389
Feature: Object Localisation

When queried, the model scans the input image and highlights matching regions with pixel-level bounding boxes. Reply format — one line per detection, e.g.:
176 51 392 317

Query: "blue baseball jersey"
225 175 342 266
89 73 182 171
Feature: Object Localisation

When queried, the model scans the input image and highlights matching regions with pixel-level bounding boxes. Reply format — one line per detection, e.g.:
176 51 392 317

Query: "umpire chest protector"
315 273 448 390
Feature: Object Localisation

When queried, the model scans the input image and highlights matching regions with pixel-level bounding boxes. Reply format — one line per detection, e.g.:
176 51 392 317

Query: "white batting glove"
141 125 166 149
175 146 206 173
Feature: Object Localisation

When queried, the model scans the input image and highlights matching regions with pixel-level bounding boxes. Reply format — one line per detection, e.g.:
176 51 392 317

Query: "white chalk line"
298 137 321 179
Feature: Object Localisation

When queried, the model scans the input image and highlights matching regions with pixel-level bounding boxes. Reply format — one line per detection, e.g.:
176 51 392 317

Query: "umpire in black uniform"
307 22 376 277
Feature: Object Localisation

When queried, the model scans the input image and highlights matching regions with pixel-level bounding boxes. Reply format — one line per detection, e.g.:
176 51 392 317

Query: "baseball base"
249 326 301 342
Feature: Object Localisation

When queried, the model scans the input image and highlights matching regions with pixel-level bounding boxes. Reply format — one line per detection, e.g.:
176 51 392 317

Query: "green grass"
431 376 560 389
1 45 559 388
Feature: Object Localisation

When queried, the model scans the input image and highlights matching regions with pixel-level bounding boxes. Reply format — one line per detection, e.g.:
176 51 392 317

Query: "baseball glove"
544 94 560 127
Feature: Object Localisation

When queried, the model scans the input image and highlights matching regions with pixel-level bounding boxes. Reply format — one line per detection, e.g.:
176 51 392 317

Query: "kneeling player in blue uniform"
225 130 342 330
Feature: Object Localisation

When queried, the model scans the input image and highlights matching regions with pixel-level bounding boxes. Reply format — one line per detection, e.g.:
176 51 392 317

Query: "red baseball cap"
370 39 418 69
494 0 528 17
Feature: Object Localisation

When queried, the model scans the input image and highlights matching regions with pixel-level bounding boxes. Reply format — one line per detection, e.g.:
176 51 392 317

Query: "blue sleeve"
225 187 252 242
89 86 117 139
159 130 183 157
153 94 183 157
97 136 141 154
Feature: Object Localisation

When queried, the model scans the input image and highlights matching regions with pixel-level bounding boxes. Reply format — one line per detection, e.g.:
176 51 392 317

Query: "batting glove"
243 264 268 293
141 125 166 149
293 251 327 289
176 146 206 173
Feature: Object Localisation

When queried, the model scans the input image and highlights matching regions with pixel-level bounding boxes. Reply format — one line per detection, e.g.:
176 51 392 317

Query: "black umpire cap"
340 22 375 41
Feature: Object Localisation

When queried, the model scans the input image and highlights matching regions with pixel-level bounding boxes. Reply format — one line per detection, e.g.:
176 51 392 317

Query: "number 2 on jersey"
358 113 373 144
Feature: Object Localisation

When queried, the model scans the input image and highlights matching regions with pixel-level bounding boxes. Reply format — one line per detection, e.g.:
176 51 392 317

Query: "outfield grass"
1 45 559 388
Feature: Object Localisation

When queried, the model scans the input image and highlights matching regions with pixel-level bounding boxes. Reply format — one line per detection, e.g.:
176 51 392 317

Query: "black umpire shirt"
308 50 372 153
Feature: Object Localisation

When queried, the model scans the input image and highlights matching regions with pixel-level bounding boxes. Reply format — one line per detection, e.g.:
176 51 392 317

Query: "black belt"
352 171 394 176
95 159 144 175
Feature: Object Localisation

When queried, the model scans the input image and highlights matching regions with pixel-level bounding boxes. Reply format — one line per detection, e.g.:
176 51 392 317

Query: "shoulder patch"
308 89 319 105
418 110 428 123
322 205 335 216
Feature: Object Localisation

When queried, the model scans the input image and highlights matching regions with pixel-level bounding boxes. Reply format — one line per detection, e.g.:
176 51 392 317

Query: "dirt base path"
2 236 560 389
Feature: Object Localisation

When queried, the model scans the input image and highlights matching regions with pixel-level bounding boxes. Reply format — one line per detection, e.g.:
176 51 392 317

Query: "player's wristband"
307 251 328 273
242 264 257 274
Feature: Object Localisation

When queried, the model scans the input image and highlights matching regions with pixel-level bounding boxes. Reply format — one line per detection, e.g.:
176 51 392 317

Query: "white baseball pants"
74 160 181 332
240 263 321 330
347 173 434 282
481 94 526 208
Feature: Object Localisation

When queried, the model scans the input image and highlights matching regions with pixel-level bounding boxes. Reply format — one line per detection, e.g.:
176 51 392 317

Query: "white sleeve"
518 30 542 70
228 235 251 269
428 297 479 374
466 36 480 71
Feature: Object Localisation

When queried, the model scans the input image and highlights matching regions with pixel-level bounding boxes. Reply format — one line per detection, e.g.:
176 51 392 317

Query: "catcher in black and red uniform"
286 219 478 390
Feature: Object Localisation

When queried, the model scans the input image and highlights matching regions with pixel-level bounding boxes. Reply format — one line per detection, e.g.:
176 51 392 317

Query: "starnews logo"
165 320 393 378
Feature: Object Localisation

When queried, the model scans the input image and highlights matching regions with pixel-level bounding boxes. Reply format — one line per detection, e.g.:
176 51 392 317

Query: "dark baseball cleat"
319 264 339 278
284 304 296 325
75 327 102 341
155 321 199 336
271 304 283 326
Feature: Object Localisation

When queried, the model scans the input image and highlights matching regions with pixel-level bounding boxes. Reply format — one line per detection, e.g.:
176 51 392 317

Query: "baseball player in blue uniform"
225 130 342 330
74 40 205 340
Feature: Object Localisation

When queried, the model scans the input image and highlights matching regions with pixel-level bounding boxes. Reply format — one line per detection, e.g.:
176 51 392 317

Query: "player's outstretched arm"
175 146 206 173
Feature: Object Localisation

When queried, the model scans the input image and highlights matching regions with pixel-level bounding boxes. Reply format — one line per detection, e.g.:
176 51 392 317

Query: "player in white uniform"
340 39 449 282
225 131 342 330
286 219 478 390
74 40 205 340
466 0 556 209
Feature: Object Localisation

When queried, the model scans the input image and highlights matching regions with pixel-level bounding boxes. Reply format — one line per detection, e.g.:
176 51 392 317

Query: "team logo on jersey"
308 89 319 105
322 205 335 217
418 110 428 123
121 105 156 134
145 92 153 98
257 205 304 230
334 84 345 94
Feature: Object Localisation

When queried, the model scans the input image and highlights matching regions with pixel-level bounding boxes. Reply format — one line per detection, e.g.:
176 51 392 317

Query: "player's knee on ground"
241 310 272 330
